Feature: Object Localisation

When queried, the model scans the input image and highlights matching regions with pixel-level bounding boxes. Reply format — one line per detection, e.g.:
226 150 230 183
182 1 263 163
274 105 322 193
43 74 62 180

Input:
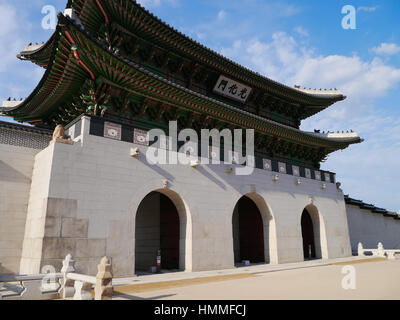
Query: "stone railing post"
60 254 76 299
357 242 364 256
73 280 93 300
95 256 113 300
377 242 385 257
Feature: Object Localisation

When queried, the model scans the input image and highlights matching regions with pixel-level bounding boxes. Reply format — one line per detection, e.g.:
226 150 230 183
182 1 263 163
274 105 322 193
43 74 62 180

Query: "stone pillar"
377 242 385 257
73 281 93 300
60 254 76 299
94 256 113 300
357 242 364 256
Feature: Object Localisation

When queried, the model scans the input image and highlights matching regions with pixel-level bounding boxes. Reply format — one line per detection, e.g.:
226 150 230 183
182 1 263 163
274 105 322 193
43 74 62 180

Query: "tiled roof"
0 120 52 135
344 195 400 220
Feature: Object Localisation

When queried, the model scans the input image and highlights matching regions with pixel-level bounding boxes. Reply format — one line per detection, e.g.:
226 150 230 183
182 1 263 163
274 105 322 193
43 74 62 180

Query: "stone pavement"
112 256 398 299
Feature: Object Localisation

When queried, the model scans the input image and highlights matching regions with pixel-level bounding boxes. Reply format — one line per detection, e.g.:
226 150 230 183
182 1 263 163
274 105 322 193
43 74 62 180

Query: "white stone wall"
17 116 353 277
0 143 39 274
19 143 55 274
346 204 400 252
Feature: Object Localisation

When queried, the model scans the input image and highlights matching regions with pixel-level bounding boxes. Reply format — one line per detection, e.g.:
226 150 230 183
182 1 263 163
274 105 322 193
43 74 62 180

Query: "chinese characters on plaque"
292 166 300 177
263 159 272 171
278 162 286 174
213 75 252 103
134 129 149 146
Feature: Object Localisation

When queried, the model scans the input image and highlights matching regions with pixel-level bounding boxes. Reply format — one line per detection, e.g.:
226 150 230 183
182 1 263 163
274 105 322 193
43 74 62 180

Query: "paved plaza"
112 258 400 300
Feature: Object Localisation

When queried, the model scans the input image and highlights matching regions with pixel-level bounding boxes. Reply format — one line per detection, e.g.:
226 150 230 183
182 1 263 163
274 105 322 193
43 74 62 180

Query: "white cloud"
294 26 309 37
221 32 400 117
357 6 378 12
217 10 227 21
280 4 302 17
0 3 25 72
220 32 400 210
136 0 178 8
371 43 400 56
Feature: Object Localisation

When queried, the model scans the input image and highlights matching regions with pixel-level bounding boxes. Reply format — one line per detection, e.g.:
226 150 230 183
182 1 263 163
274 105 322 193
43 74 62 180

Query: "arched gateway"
232 194 275 264
301 205 324 260
134 190 188 273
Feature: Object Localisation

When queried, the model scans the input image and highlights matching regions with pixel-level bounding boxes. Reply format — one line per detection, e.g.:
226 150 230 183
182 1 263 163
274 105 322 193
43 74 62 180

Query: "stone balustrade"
60 254 113 300
0 254 113 300
358 242 400 260
0 273 63 300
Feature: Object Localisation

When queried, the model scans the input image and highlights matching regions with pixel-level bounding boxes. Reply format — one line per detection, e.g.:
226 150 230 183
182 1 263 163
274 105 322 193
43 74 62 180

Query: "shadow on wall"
0 264 19 276
0 160 31 184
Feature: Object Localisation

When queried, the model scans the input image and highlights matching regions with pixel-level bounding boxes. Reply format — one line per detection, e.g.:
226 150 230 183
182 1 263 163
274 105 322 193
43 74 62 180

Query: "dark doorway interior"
301 209 316 259
160 194 180 269
233 196 265 263
135 192 180 272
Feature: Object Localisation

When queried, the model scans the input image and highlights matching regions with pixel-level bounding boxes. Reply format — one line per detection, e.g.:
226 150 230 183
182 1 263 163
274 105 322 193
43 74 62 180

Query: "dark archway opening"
232 196 265 263
135 192 180 272
301 209 316 259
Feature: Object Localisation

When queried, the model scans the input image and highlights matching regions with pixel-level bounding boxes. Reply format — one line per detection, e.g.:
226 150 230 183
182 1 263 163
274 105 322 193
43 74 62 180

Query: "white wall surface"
0 143 39 274
18 117 352 276
346 204 400 252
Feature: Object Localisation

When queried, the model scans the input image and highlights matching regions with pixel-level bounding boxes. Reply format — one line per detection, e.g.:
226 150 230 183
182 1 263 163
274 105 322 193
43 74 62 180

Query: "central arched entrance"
135 191 181 273
301 209 316 259
301 205 324 260
232 195 265 264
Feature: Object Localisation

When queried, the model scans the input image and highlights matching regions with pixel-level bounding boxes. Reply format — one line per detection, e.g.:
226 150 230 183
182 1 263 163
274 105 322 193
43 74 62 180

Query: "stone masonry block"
61 218 88 238
75 239 106 258
45 198 77 218
44 216 62 237
42 237 76 260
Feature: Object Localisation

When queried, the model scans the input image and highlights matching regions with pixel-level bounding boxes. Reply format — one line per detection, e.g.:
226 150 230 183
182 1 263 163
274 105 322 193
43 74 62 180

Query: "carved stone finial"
357 242 364 256
377 242 384 256
61 254 76 299
52 125 73 145
162 179 169 189
95 256 113 300
61 253 76 273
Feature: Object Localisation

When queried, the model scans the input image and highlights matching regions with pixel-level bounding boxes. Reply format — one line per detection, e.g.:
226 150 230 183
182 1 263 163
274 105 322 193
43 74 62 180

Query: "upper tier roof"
1 13 362 155
20 0 346 115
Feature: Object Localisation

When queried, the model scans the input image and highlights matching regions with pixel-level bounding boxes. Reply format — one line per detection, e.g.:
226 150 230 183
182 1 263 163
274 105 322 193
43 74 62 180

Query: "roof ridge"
69 0 345 106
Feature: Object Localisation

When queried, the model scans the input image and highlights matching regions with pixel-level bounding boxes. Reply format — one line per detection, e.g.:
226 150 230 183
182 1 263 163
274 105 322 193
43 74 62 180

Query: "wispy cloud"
294 26 309 37
357 6 378 12
371 42 400 56
136 0 179 9
0 2 25 72
221 32 400 210
217 10 227 21
280 4 302 17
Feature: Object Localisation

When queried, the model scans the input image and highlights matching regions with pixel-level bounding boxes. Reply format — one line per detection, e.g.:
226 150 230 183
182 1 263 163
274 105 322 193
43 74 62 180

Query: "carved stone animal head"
52 124 67 140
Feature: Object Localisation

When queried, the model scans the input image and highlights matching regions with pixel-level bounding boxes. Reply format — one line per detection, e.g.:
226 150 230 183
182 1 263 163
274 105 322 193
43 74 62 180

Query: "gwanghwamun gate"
0 0 399 277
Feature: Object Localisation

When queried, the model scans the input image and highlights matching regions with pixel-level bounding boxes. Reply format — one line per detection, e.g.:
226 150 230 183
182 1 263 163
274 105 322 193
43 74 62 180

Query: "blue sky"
0 0 399 211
